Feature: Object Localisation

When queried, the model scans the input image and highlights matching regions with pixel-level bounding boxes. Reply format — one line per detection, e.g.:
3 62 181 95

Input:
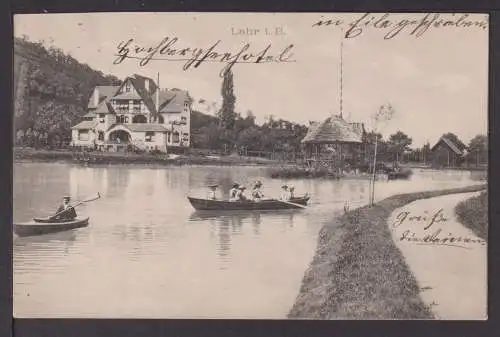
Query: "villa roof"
95 101 115 114
301 115 364 144
85 75 191 116
87 85 120 109
71 120 98 130
83 112 96 118
112 91 142 100
158 89 190 113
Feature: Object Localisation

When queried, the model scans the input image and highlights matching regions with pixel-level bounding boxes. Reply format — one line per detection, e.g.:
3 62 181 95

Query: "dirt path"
388 192 487 320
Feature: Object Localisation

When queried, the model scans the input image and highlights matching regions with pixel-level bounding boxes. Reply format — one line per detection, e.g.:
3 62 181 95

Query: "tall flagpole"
339 28 344 119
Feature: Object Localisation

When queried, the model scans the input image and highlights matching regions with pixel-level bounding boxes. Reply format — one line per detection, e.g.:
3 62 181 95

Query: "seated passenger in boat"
280 185 290 201
251 180 264 201
208 184 218 200
289 186 295 199
229 183 240 202
51 196 77 221
237 186 249 201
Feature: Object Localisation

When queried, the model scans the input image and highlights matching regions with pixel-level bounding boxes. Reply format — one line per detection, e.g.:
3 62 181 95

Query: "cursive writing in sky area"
113 37 295 77
13 13 488 147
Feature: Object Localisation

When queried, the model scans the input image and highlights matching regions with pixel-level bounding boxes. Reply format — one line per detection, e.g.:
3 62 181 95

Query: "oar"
50 192 101 219
276 198 308 209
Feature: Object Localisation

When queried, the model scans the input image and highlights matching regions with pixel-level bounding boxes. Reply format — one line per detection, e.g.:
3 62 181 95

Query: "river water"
13 162 479 318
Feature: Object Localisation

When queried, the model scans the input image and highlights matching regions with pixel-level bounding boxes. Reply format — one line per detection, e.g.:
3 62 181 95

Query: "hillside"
14 36 121 143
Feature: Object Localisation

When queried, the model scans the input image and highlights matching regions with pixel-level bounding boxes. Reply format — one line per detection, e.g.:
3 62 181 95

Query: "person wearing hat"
251 180 264 201
229 183 240 202
280 185 290 201
237 186 249 201
51 196 78 221
289 186 295 199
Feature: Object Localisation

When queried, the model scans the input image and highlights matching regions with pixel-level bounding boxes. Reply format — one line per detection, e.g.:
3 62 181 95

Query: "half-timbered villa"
71 74 192 152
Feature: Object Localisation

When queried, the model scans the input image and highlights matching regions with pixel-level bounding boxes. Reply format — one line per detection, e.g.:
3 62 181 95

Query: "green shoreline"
288 183 487 319
13 147 279 167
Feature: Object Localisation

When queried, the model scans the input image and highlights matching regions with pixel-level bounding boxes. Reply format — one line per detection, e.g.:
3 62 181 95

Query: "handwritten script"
113 37 295 77
391 209 486 249
313 13 488 39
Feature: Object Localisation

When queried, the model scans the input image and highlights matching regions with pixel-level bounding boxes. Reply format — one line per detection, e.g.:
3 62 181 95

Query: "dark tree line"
14 36 121 147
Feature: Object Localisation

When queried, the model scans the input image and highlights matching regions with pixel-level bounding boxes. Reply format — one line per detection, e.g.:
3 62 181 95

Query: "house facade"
430 136 468 168
71 74 192 152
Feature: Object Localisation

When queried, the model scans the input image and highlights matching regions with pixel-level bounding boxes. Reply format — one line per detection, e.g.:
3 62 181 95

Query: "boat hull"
14 217 89 237
187 196 309 211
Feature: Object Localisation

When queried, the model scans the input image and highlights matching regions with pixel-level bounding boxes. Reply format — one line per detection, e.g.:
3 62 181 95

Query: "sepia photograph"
12 12 488 319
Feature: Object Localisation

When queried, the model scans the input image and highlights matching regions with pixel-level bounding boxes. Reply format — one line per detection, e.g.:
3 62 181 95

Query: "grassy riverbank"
455 191 488 241
288 183 487 319
14 147 278 167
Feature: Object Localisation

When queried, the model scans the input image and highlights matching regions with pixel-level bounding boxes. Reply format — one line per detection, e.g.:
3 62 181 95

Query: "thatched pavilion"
301 114 366 171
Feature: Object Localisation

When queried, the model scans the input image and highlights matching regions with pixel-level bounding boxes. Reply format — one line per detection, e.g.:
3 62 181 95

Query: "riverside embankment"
288 184 487 319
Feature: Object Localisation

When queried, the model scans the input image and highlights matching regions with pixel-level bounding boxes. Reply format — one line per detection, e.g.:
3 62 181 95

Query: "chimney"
93 87 99 107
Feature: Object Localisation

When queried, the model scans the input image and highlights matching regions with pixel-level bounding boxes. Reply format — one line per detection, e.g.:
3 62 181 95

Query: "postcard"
13 12 488 319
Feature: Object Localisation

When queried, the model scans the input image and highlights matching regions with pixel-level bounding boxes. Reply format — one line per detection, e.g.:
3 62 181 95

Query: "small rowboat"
187 196 310 211
13 217 89 237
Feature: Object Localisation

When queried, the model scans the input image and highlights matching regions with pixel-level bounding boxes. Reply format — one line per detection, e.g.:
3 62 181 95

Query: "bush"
455 191 488 240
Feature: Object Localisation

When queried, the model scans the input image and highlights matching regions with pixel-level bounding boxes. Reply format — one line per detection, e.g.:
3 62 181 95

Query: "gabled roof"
87 85 120 109
112 91 142 100
157 89 190 113
432 137 467 155
87 74 190 116
71 120 98 130
95 101 115 114
83 112 96 118
109 123 169 133
127 74 158 116
301 115 364 144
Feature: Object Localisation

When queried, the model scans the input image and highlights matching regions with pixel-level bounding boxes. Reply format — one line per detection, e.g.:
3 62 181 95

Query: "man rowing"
51 196 78 221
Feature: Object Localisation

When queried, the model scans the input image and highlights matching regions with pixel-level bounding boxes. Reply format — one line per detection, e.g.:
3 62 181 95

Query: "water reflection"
13 163 480 318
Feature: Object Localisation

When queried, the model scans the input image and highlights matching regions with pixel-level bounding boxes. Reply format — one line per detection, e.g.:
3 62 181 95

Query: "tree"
422 141 431 164
467 134 488 166
217 69 236 130
387 131 412 162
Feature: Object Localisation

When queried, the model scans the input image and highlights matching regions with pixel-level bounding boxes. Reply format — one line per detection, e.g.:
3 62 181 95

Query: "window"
99 113 105 123
133 100 141 112
181 116 187 125
158 115 164 124
78 130 89 141
145 131 155 142
125 82 131 92
173 131 180 143
167 132 171 143
98 131 104 141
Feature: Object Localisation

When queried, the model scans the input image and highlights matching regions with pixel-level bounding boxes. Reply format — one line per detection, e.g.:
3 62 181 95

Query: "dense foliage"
191 110 308 154
14 36 121 146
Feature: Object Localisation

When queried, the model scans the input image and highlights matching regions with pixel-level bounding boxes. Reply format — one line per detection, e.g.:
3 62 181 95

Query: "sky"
14 12 489 147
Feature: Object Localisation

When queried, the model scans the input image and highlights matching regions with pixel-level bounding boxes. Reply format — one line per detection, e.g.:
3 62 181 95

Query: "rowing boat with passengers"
187 195 310 211
188 182 310 211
